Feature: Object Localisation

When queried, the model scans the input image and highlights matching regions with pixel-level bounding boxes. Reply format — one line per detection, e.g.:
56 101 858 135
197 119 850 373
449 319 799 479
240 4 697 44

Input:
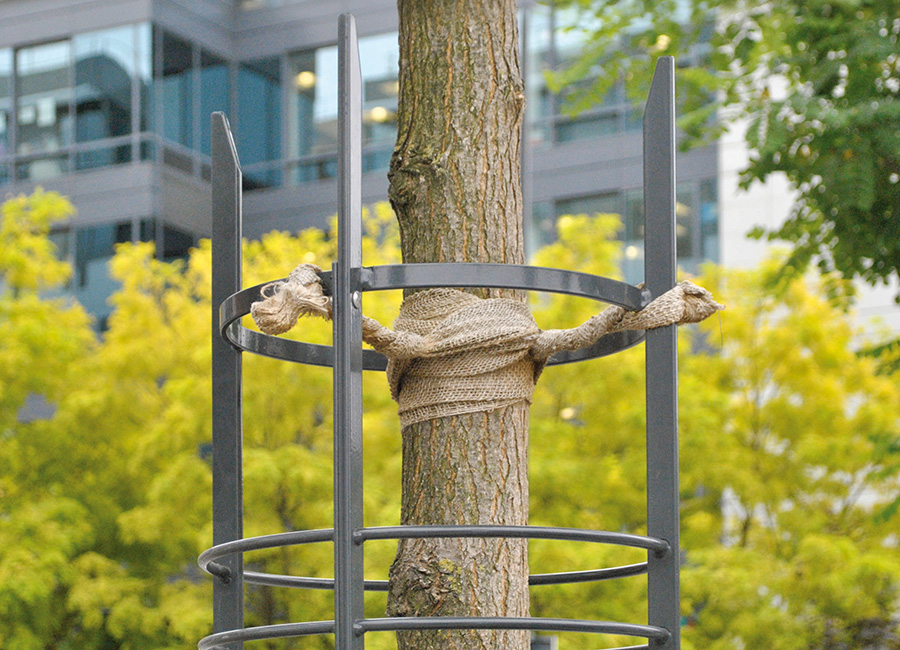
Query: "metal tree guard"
201 13 680 650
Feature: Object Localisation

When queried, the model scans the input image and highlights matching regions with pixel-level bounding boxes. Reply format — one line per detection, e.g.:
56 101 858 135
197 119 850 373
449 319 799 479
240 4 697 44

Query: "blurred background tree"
549 0 900 306
1 191 898 649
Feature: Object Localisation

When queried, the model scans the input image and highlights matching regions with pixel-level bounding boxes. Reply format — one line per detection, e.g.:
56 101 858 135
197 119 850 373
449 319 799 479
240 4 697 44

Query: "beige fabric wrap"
251 263 723 427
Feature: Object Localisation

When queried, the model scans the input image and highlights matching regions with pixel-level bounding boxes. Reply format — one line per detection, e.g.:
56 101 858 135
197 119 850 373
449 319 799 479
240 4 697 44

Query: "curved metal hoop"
243 561 649 591
198 617 668 650
220 263 650 369
199 525 667 595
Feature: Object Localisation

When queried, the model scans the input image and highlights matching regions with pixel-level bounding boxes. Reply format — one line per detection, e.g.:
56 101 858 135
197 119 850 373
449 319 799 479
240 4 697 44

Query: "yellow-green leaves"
0 188 74 291
1 195 898 649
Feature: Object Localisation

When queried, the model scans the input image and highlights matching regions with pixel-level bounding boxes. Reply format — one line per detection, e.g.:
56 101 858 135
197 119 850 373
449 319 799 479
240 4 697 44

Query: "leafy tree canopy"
1 191 898 649
549 0 900 301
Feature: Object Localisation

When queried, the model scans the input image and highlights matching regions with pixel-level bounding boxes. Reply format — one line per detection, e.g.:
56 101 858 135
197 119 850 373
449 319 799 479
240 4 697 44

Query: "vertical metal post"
334 14 365 650
643 57 679 650
211 112 244 649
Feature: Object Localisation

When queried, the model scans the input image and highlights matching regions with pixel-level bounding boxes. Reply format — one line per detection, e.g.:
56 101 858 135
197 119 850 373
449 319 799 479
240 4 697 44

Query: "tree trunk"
386 1 529 650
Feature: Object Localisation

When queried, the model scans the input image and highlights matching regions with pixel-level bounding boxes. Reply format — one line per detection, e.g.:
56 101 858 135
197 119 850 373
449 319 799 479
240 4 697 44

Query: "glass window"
676 182 696 261
621 189 643 241
73 26 136 169
236 56 281 186
138 218 195 260
48 228 72 265
288 32 398 184
0 48 11 184
16 41 73 156
157 30 194 149
161 223 194 260
198 50 230 155
621 189 644 282
136 23 153 134
288 47 336 182
528 200 556 251
360 32 398 168
699 177 719 263
0 48 11 153
556 192 621 219
73 220 132 324
75 221 131 287
522 5 553 143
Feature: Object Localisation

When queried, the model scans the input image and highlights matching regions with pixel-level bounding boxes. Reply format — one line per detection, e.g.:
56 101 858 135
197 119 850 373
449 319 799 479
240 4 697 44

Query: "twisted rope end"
676 281 725 324
250 263 332 335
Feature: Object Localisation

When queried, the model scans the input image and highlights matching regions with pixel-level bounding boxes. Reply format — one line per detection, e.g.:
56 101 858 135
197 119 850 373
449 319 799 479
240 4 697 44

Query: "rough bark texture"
386 1 529 650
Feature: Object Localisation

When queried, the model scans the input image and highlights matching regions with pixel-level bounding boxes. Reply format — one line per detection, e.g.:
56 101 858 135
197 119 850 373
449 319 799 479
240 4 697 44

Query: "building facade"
1 0 895 331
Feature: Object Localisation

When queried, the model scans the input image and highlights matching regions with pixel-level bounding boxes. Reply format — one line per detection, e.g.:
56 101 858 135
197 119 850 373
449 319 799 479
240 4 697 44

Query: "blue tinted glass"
359 32 398 150
136 23 152 133
158 30 193 148
287 47 334 181
523 5 552 142
73 221 131 323
0 48 10 159
16 41 72 156
287 32 398 184
236 57 281 164
161 223 194 260
73 26 136 144
699 177 719 263
676 182 696 260
556 192 622 219
199 50 229 155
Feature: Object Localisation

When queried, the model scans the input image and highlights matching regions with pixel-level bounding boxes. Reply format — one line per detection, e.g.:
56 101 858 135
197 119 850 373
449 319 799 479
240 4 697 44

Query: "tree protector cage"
203 13 682 650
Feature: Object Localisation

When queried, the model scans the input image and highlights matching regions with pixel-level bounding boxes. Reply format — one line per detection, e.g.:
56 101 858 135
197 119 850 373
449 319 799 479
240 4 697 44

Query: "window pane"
16 41 73 156
73 26 137 170
288 32 398 183
0 48 11 156
523 5 553 143
288 46 337 181
136 23 152 133
676 182 696 261
198 50 229 155
73 221 131 322
529 200 556 251
556 192 621 219
157 30 193 148
0 48 10 183
74 26 135 142
161 223 194 260
699 177 719 263
237 56 281 185
360 33 398 158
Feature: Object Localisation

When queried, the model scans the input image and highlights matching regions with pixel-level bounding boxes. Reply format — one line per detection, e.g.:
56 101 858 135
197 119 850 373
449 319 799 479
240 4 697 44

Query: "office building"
0 0 896 331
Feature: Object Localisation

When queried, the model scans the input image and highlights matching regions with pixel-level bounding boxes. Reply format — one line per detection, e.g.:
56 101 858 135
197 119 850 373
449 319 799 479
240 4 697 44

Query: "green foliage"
1 193 898 649
549 0 900 301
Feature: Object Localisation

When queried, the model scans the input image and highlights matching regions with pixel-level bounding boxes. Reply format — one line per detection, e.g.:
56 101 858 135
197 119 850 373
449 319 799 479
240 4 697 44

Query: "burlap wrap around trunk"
250 264 724 427
384 289 542 426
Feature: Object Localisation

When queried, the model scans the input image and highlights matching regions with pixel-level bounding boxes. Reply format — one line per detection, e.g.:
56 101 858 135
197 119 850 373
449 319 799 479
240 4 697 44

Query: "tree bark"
386 2 529 650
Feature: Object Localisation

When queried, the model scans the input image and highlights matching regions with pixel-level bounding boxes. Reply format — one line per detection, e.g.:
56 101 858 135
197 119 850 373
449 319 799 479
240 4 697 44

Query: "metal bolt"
352 291 361 309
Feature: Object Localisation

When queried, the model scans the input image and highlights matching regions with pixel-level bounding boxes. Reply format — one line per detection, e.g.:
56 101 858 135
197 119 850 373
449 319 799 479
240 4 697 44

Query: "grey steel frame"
202 13 680 650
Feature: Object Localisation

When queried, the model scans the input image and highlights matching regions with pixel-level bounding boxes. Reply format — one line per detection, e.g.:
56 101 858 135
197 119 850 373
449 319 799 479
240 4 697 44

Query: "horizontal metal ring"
197 617 667 650
198 525 668 576
354 264 647 309
355 525 670 557
243 561 647 591
220 263 648 368
198 528 334 573
356 616 670 642
198 620 334 650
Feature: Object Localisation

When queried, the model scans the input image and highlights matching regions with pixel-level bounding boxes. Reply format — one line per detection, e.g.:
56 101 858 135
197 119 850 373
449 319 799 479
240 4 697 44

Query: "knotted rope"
251 264 723 427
